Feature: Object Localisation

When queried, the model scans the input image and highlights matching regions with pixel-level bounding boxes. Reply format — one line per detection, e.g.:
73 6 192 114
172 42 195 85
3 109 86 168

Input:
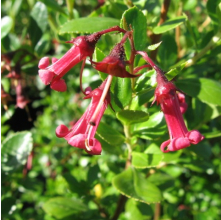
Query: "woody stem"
89 75 113 124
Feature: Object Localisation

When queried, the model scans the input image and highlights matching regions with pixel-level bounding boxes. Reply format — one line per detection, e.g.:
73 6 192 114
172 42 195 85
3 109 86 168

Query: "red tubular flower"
136 51 204 153
153 72 204 153
38 33 102 92
55 80 111 155
92 42 139 78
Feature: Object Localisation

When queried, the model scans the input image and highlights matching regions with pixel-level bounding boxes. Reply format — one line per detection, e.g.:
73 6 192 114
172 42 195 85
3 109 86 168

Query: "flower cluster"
38 27 204 155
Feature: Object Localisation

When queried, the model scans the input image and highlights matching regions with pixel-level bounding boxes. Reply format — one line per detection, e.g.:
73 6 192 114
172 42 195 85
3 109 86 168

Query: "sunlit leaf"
153 16 187 34
42 197 87 219
113 167 162 204
1 132 33 173
59 17 120 34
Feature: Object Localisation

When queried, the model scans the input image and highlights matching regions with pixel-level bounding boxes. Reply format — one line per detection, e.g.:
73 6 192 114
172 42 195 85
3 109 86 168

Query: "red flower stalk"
15 81 30 109
55 79 111 155
137 51 204 153
38 26 126 92
92 32 140 78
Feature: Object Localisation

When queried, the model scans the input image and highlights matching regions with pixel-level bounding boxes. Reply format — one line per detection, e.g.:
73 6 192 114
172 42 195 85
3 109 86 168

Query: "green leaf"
132 152 163 169
157 34 177 69
113 77 132 108
40 0 66 15
153 16 187 34
1 132 33 173
132 144 164 169
203 130 221 139
34 33 51 56
9 0 23 17
189 142 212 160
217 3 221 24
134 111 164 131
96 122 125 146
125 199 153 219
1 16 13 39
113 167 162 204
94 47 108 81
59 17 120 34
120 6 147 63
148 41 162 51
207 0 220 25
133 111 166 140
135 70 156 92
162 151 182 163
165 61 187 81
116 110 149 125
176 78 221 106
42 197 87 219
30 2 48 32
29 2 48 47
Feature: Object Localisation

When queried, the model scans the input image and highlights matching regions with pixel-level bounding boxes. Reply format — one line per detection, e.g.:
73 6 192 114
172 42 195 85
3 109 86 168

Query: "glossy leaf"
59 17 120 34
96 122 125 146
116 110 149 125
29 2 48 47
203 130 221 139
94 47 108 81
1 132 33 173
1 16 13 39
135 70 156 92
120 6 147 64
148 41 162 51
40 0 66 14
113 77 132 108
133 111 166 140
42 197 87 219
132 144 164 168
207 0 220 25
132 152 163 168
30 2 48 32
176 78 221 106
165 61 187 81
113 167 162 204
124 199 153 219
157 34 178 69
134 111 164 131
153 16 187 34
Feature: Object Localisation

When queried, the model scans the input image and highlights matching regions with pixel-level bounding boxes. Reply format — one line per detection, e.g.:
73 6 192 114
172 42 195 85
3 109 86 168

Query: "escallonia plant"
38 26 204 155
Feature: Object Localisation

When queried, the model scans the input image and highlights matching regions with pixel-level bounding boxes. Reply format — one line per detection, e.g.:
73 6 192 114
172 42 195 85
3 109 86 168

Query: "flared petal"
50 79 67 92
161 137 191 153
56 125 69 138
186 130 205 144
38 57 50 69
85 138 102 155
38 69 55 85
68 134 86 149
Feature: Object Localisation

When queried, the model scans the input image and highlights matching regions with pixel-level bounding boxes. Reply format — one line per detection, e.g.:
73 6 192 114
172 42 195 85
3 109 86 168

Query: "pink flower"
92 42 140 78
136 51 204 153
38 33 102 92
55 81 111 155
153 72 204 153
